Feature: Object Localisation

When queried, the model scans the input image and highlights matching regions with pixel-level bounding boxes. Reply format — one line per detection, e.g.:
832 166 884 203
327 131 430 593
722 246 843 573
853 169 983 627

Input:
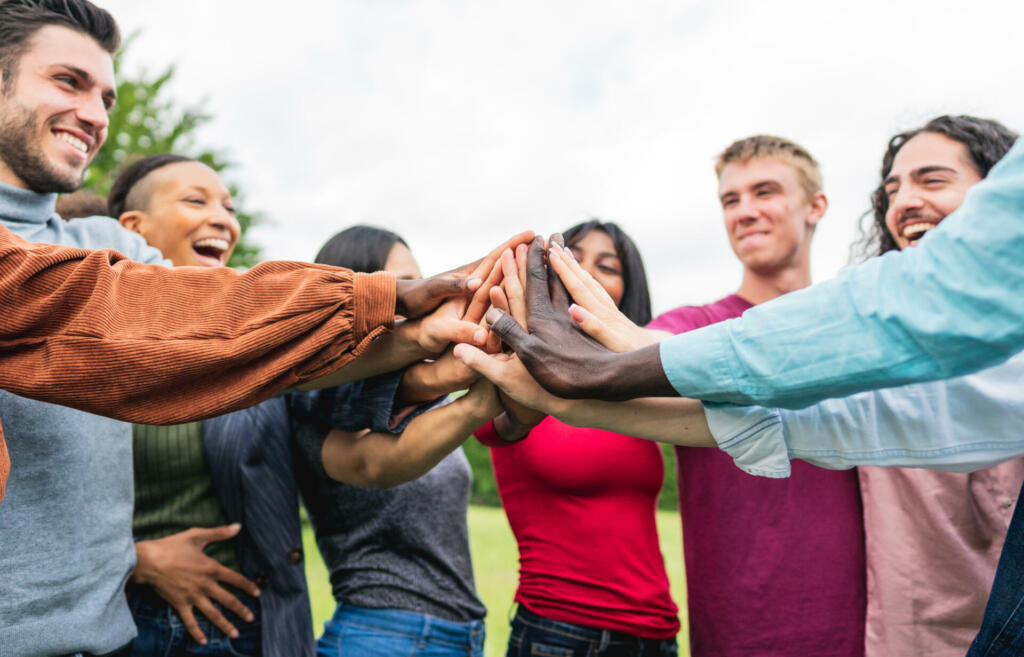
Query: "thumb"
453 343 513 384
569 303 622 351
190 523 242 547
485 308 532 354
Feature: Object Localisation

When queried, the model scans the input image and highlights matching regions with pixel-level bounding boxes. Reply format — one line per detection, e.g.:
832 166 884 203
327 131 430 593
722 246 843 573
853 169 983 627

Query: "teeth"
55 132 88 154
193 238 230 252
901 222 937 239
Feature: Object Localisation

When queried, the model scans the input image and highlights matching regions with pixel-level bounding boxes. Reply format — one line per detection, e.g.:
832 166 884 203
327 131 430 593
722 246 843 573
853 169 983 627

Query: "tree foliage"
81 39 261 268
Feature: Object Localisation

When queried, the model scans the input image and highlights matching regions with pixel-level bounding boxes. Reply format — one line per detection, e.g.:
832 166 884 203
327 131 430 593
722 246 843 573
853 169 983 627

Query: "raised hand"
547 243 661 352
483 235 674 401
395 275 481 319
132 525 259 645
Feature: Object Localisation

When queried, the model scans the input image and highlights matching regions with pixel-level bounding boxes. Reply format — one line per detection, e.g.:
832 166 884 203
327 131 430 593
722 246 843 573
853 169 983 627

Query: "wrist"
132 540 157 584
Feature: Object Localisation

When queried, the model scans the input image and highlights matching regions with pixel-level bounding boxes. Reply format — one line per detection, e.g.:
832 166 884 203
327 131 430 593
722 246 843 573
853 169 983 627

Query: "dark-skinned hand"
483 234 675 401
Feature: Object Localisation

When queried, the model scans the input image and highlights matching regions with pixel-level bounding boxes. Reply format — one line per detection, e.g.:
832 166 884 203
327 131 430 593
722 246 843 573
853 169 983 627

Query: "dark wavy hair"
0 0 120 93
561 219 652 326
854 115 1018 260
106 154 194 218
314 225 408 273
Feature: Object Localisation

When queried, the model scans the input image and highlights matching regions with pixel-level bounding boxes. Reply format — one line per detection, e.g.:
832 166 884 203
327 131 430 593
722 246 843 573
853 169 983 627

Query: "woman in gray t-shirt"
295 226 487 657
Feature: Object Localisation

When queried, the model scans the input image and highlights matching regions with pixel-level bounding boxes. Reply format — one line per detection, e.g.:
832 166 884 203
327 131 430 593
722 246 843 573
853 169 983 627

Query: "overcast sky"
101 0 1024 314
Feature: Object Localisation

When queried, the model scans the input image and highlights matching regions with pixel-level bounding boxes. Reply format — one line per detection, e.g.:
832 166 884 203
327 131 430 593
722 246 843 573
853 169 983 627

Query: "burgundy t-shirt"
649 294 865 656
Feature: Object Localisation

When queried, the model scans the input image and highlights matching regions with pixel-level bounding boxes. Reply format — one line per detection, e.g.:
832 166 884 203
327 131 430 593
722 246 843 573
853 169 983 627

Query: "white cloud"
102 0 1024 314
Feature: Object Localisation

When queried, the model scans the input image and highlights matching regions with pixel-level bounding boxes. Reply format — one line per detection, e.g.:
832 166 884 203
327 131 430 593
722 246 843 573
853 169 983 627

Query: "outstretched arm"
319 377 502 488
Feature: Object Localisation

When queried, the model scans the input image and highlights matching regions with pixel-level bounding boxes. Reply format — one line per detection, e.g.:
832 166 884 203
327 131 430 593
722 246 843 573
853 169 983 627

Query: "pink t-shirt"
649 294 866 656
476 416 681 638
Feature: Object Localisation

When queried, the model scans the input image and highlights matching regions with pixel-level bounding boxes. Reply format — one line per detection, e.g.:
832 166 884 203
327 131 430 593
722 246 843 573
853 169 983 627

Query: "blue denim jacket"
660 138 1024 409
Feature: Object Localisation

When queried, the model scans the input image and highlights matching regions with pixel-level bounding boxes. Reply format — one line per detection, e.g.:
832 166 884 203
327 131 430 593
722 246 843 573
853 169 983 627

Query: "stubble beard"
0 101 86 194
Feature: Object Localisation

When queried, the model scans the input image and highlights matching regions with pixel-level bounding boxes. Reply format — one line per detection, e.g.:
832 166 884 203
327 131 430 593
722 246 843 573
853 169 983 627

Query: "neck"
736 260 812 305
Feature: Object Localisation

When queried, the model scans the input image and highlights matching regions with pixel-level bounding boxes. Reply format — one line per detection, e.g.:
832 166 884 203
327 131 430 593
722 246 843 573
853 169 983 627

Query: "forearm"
660 141 1024 408
297 320 426 390
707 352 1024 476
321 394 496 488
0 228 397 423
553 396 715 447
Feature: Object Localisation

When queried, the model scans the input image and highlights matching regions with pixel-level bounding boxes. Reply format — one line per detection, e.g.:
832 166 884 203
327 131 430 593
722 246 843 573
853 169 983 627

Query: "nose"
888 184 924 222
732 194 760 225
75 90 109 135
209 206 242 240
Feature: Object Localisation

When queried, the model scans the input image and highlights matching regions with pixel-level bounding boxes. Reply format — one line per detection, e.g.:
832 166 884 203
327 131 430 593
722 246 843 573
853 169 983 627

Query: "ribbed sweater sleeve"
0 226 396 502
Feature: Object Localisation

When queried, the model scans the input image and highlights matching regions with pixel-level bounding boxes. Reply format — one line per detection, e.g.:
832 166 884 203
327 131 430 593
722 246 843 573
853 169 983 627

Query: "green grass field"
303 505 690 657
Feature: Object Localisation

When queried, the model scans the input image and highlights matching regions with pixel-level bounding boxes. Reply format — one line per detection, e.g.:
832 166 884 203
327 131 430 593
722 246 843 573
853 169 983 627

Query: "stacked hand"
454 234 675 402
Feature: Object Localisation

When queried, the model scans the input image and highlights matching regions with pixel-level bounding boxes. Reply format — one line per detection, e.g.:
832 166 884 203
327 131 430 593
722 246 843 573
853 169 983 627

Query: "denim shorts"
127 586 261 657
506 605 677 657
316 603 485 657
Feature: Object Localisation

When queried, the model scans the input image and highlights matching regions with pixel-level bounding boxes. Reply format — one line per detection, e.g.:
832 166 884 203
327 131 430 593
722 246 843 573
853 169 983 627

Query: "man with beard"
0 2 495 655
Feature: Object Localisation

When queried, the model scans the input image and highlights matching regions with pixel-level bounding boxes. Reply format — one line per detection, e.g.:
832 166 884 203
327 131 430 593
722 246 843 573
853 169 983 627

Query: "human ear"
806 192 828 228
118 211 147 236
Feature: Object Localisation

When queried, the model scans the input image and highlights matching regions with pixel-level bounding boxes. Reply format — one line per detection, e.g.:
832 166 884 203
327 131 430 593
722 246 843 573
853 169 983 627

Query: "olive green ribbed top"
132 422 238 571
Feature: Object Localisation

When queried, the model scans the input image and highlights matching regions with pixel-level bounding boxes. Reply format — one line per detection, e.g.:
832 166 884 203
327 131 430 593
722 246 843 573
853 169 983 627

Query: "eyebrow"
55 63 117 105
719 179 780 202
883 165 958 187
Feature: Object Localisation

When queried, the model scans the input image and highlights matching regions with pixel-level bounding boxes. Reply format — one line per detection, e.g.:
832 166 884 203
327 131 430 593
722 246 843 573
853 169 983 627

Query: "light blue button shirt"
704 353 1024 477
659 138 1024 409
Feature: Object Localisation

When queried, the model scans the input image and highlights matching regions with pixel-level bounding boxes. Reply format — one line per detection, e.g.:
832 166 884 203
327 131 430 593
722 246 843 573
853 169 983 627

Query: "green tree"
80 40 261 268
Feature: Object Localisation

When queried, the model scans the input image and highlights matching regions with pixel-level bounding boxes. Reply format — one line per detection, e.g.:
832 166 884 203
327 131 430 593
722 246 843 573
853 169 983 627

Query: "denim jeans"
506 606 677 657
127 587 261 657
967 479 1024 656
317 603 484 657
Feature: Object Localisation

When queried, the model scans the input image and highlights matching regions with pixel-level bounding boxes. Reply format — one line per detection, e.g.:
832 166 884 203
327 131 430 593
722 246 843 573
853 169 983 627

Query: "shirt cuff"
659 324 736 401
703 403 791 478
352 271 397 343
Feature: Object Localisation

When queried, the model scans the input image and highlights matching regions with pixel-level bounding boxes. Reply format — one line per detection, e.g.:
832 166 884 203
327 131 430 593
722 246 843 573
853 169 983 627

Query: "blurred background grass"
303 504 690 657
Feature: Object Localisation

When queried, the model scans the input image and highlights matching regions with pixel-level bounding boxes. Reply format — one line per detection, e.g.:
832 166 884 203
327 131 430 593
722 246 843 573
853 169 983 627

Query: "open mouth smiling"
192 237 231 265
53 129 90 156
899 221 939 246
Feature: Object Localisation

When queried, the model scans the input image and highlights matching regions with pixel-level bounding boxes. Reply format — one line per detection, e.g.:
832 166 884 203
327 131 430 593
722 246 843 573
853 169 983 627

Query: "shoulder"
648 301 723 334
63 215 170 265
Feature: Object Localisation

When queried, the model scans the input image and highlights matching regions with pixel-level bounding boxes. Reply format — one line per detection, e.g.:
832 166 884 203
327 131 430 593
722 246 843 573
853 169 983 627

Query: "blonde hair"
715 135 823 200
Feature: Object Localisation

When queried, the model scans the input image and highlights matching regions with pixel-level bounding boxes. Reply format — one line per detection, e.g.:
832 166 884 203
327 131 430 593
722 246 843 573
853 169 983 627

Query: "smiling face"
882 132 982 250
118 161 241 267
568 229 624 305
0 25 115 193
717 157 826 274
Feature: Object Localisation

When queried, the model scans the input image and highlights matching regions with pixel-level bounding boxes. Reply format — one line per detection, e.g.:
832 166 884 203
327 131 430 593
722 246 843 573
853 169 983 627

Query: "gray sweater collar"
0 181 58 224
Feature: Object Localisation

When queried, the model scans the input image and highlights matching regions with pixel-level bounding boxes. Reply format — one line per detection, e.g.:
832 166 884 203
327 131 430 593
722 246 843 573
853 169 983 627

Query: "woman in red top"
476 220 679 657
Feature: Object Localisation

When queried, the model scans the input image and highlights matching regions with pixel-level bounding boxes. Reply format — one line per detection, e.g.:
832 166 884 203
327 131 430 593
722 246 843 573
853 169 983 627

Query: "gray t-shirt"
291 394 486 623
0 182 169 656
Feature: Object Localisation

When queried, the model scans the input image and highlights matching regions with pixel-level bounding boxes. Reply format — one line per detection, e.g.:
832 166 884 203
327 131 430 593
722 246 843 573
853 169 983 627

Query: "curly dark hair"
561 219 652 326
853 115 1018 260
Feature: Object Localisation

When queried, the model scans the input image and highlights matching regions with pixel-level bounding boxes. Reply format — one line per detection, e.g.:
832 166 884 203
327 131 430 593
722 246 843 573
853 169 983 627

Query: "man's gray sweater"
0 182 168 657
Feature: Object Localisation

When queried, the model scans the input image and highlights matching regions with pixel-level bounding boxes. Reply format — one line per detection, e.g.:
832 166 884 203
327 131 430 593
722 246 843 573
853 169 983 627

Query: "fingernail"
230 630 239 638
453 343 467 359
229 523 241 530
245 612 255 622
485 308 503 325
474 328 487 344
253 588 261 597
199 638 208 646
468 277 482 289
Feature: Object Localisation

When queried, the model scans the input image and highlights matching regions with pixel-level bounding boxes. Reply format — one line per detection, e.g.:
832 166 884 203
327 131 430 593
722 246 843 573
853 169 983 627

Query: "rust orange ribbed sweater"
0 225 396 503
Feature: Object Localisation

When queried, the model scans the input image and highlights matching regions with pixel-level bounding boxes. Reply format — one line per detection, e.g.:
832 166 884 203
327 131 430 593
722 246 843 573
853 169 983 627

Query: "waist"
513 605 678 649
330 603 484 646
